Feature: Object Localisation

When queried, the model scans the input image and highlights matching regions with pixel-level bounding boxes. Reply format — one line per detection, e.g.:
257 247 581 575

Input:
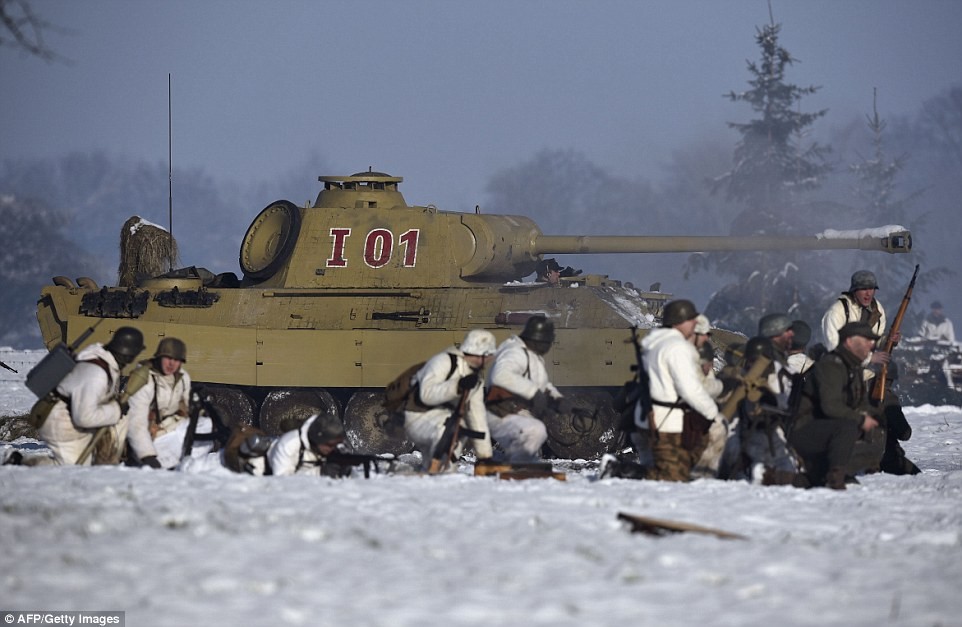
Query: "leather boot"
825 466 847 490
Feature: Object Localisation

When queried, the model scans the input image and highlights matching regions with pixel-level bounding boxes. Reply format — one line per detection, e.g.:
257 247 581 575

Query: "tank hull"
38 280 727 389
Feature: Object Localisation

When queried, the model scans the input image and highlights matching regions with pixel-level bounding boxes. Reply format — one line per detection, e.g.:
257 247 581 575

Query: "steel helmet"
307 413 346 449
154 337 187 362
460 329 497 356
849 270 879 291
104 326 145 363
758 313 792 338
520 315 555 344
662 299 698 327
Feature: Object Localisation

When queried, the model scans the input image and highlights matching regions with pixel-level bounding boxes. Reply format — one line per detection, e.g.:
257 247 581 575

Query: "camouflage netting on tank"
118 216 179 287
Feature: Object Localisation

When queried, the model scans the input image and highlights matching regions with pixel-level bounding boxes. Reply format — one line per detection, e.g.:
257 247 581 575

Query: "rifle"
1 360 17 374
327 450 397 478
428 388 471 475
871 264 919 405
614 327 649 441
181 388 231 460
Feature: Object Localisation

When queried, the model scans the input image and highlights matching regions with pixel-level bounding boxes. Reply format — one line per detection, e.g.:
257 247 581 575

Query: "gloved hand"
530 390 550 415
140 455 162 469
117 399 129 414
553 396 574 415
458 371 480 393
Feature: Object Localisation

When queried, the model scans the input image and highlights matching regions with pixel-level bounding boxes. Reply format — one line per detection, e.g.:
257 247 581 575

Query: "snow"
816 225 908 239
2 350 961 626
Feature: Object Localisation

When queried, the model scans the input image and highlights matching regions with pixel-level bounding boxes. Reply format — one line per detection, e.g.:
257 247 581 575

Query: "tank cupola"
314 171 407 209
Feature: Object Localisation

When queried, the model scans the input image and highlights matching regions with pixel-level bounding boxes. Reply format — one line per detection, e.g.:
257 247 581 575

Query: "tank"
35 171 913 459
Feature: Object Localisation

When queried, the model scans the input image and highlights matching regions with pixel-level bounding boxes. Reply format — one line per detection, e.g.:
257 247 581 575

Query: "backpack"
384 353 458 413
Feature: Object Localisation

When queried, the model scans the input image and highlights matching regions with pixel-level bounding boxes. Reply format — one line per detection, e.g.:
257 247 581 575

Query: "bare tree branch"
0 0 66 62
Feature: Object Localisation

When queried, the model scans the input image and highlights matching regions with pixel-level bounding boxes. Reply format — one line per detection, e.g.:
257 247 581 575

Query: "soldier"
876 361 921 475
730 336 802 483
404 329 496 470
535 258 562 286
787 320 815 375
757 312 796 410
124 337 204 469
821 270 897 370
609 300 724 481
692 314 712 351
35 326 145 465
919 300 955 343
784 321 882 489
691 339 734 479
486 316 571 462
266 413 350 476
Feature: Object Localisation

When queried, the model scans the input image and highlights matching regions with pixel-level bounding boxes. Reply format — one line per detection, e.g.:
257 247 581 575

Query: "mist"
1 1 960 347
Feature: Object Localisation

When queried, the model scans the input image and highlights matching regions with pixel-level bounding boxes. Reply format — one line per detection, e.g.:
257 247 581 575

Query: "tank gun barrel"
534 229 912 255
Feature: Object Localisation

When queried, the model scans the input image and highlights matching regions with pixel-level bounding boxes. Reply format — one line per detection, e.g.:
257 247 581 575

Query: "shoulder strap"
83 358 114 387
447 353 458 381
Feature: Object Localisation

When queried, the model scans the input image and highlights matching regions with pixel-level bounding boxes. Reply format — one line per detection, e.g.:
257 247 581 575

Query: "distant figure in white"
918 300 955 343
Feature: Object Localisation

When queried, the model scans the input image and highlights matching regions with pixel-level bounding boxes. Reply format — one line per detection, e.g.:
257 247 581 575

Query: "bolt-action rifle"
613 326 651 444
871 264 919 406
428 388 472 475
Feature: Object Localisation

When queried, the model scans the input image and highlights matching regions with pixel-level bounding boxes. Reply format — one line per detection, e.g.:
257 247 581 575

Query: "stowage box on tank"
36 171 913 458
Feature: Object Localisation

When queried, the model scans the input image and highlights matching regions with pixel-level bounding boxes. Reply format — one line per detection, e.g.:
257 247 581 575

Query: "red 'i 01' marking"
364 228 393 268
327 228 351 267
399 229 419 266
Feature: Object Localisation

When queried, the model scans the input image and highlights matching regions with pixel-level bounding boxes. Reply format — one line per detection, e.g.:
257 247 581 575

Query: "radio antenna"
167 73 174 272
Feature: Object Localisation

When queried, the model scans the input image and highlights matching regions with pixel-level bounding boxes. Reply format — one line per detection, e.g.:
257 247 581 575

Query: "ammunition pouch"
27 392 66 431
680 409 712 452
485 386 530 418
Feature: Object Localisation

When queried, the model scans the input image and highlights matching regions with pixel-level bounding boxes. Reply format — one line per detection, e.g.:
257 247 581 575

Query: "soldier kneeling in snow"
32 327 145 466
124 338 214 469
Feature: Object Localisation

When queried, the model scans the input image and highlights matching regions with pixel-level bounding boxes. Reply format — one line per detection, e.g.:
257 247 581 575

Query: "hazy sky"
3 0 961 212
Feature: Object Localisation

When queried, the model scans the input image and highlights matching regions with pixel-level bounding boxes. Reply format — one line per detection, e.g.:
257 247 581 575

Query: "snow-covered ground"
2 348 961 626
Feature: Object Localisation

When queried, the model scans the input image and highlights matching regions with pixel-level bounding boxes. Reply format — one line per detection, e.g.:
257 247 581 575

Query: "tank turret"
37 171 914 459
240 172 910 288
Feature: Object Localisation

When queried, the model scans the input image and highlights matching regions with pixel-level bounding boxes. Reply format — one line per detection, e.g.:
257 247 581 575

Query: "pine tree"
848 90 949 330
687 17 833 336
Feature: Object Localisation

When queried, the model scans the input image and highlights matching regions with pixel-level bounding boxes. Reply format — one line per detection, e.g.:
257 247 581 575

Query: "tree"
0 195 104 347
687 17 833 335
483 149 664 284
848 91 950 330
0 0 62 61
